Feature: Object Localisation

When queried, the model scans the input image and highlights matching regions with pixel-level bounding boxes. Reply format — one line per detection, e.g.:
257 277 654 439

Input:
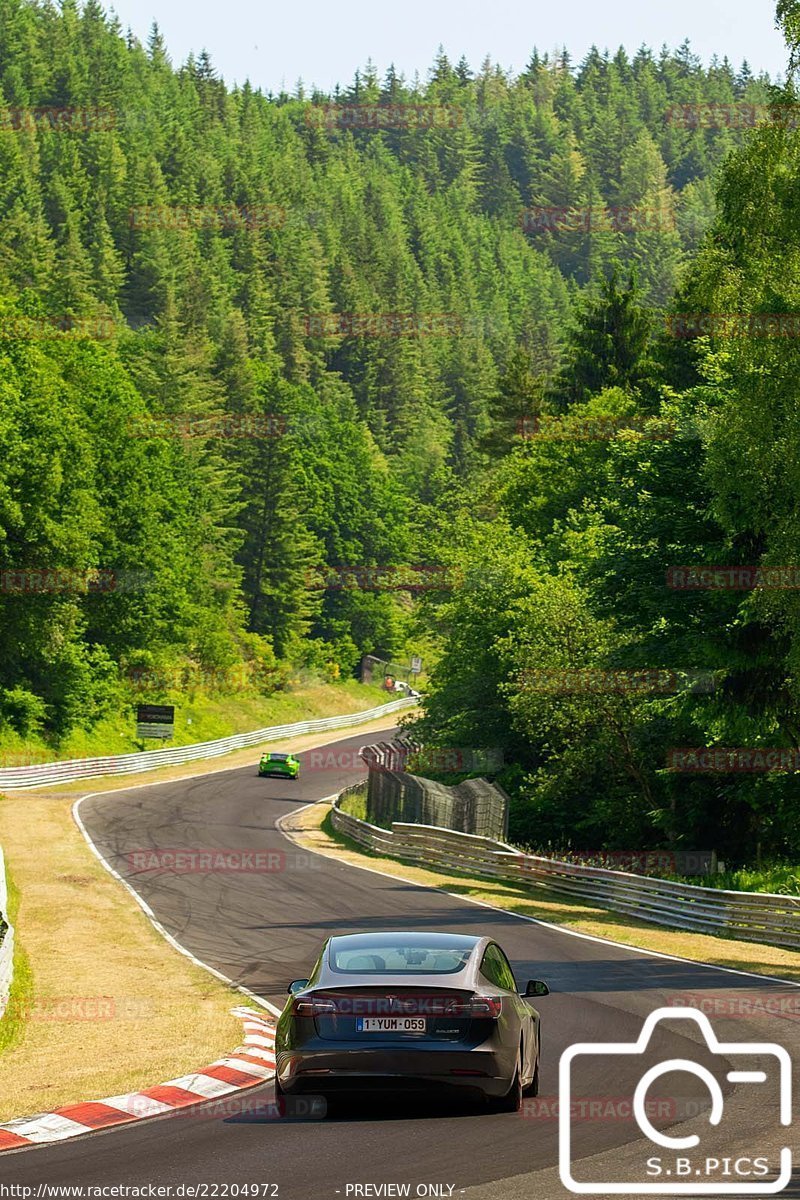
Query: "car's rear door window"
494 946 518 991
480 943 517 991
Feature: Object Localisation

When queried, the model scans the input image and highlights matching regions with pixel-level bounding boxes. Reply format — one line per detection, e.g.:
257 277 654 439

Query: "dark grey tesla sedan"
274 931 549 1111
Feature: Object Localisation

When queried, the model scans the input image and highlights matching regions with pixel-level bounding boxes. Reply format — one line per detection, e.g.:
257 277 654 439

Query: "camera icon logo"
559 1006 792 1194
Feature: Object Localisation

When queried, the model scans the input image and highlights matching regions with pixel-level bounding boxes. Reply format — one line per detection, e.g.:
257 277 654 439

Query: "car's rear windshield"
268 754 289 761
331 943 472 973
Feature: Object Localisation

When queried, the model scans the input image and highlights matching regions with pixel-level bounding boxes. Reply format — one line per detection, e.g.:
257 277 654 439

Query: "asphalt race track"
3 730 799 1198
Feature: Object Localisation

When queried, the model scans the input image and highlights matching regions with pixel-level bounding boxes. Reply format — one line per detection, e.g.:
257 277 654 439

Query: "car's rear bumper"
276 1044 513 1097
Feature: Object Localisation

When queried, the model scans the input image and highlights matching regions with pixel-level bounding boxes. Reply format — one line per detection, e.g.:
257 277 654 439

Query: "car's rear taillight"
299 993 503 1018
446 996 503 1019
291 996 337 1017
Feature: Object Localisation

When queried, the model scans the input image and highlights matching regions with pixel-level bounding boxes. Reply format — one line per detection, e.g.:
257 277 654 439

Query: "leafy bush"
0 687 48 738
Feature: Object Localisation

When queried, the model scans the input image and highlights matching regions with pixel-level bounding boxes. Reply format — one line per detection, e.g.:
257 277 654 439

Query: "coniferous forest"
2 0 800 865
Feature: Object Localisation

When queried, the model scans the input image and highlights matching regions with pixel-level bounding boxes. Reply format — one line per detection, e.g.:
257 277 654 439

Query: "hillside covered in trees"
2 0 799 865
414 7 800 867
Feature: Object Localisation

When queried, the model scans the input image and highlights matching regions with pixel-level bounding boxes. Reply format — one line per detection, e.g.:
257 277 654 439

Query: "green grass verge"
0 678 391 766
0 865 33 1056
338 786 369 821
307 809 800 981
673 863 800 895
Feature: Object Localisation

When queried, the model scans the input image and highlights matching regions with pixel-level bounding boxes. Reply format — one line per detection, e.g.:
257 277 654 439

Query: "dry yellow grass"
282 800 800 984
0 711 410 1122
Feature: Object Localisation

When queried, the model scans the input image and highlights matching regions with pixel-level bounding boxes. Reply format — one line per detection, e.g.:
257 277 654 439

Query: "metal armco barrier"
0 698 417 791
361 739 509 840
367 771 510 841
0 848 13 1019
331 792 800 951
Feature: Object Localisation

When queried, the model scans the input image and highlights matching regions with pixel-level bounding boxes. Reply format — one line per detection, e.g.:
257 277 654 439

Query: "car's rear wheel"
523 1056 540 1098
523 1033 540 1097
493 1048 523 1112
273 1071 289 1117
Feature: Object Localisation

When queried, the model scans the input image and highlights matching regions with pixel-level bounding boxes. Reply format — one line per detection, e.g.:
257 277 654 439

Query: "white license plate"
355 1017 427 1033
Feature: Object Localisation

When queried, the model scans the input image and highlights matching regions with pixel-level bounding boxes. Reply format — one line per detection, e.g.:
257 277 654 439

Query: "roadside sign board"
410 656 422 674
136 703 175 739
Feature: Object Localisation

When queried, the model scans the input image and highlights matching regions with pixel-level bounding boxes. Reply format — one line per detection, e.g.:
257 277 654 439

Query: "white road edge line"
0 750 785 1162
6 752 788 1158
72 792 283 1018
0 1008 281 1157
69 724 396 1020
276 799 800 991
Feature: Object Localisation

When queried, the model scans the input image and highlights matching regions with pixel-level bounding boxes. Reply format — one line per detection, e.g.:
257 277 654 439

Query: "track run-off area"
3 729 798 1199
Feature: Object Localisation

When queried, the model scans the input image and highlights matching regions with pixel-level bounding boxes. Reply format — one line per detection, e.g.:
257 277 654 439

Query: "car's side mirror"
524 979 550 998
288 978 310 994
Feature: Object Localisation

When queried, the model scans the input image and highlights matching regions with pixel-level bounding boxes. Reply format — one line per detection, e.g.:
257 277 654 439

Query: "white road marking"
0 1114 91 1142
277 800 800 991
73 790 281 1018
165 1073 237 1098
99 1094 174 1117
212 1057 275 1078
232 1045 275 1062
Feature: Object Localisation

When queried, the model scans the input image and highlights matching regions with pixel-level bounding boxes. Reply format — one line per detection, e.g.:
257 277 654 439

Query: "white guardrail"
0 847 13 1019
332 791 800 951
0 698 417 791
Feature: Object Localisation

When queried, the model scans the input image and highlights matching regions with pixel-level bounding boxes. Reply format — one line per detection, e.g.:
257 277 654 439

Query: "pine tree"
557 272 654 405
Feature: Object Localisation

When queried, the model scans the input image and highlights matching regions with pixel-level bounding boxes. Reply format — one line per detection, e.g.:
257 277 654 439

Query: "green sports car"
258 751 300 779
